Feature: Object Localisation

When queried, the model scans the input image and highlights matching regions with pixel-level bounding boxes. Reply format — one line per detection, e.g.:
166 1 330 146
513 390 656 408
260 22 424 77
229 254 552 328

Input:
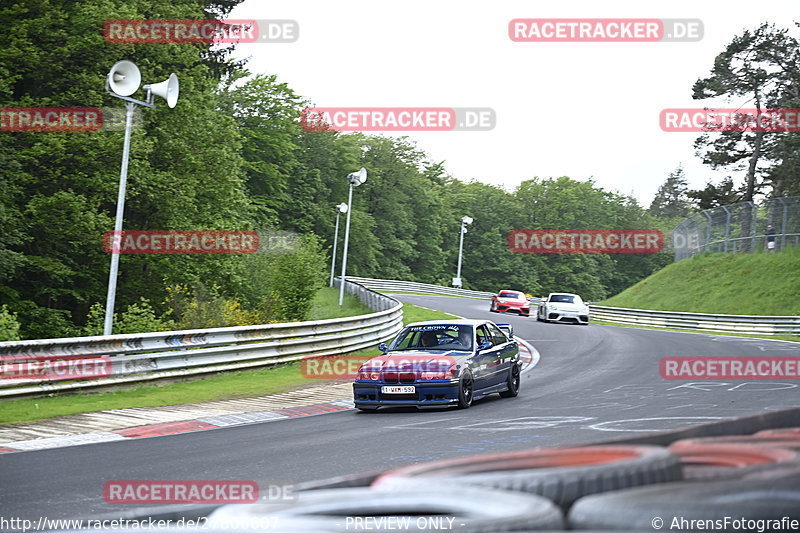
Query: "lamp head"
336 203 349 213
461 216 474 225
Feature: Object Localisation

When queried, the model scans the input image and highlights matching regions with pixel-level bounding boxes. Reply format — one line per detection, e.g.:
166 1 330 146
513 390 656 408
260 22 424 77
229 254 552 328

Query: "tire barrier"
756 427 800 437
568 468 800 531
667 442 799 480
371 445 682 509
206 487 565 532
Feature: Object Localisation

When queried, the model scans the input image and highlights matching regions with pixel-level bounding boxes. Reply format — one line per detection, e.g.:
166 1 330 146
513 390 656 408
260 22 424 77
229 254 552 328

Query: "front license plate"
563 313 576 317
382 386 415 394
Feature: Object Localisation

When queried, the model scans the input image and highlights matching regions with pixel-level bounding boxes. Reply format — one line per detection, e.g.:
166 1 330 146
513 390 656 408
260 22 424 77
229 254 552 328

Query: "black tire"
499 363 521 398
208 486 565 532
568 468 800 530
373 445 682 510
457 371 474 409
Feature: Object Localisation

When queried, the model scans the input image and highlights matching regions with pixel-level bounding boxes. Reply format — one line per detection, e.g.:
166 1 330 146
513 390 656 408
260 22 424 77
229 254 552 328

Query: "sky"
226 0 798 207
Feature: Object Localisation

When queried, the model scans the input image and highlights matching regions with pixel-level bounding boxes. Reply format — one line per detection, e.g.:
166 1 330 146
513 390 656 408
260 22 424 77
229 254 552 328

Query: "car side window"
486 323 508 346
476 325 492 348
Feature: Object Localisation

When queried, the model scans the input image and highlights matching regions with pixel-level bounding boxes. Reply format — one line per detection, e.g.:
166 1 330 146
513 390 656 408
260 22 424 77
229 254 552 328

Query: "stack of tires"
206 428 800 532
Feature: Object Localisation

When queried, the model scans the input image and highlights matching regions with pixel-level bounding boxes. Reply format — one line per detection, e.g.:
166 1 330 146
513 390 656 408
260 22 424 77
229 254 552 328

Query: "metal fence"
673 196 800 261
0 279 403 398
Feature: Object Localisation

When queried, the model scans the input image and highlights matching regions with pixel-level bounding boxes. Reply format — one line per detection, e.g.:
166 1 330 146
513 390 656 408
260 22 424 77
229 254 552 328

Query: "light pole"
104 60 179 335
329 202 349 287
339 168 367 306
453 215 473 288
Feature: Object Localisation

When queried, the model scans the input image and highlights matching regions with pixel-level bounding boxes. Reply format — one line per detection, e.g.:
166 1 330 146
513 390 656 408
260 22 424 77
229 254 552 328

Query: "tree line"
1 1 796 340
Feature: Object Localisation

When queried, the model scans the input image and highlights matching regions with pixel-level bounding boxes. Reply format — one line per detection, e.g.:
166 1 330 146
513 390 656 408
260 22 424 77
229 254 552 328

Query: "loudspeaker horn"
107 60 142 97
348 167 367 186
144 73 179 108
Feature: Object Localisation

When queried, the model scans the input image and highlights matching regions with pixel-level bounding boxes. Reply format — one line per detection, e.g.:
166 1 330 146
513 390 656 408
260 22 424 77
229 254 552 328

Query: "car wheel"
457 371 474 409
499 364 520 398
489 302 497 312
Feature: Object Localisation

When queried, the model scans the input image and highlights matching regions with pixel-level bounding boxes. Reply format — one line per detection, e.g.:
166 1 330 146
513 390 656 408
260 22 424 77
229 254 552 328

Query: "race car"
537 292 590 325
489 290 531 316
353 320 521 411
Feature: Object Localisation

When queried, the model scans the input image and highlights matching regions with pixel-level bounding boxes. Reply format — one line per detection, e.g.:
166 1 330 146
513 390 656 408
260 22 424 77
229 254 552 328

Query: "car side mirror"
478 341 492 352
379 343 388 354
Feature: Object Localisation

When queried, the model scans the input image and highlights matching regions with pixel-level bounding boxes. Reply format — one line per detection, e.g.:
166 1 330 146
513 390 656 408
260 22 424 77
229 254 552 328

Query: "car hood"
547 302 586 311
498 297 527 305
363 352 469 368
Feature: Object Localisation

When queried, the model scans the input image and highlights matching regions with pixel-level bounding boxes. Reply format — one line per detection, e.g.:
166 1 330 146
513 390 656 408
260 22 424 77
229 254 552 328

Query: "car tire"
208 486 565 532
499 364 521 398
667 440 800 480
457 371 474 409
568 468 800 530
373 445 682 509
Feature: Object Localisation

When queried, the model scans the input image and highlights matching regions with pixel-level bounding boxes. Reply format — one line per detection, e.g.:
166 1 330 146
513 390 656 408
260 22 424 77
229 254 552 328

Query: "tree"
692 23 798 202
688 177 740 210
649 166 693 219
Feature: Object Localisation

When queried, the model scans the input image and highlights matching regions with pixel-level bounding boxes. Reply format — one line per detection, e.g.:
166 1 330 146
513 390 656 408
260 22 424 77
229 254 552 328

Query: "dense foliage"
4 2 793 339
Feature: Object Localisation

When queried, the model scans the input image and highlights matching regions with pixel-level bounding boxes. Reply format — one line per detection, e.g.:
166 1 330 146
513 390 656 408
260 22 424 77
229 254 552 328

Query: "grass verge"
0 300 457 425
602 248 800 315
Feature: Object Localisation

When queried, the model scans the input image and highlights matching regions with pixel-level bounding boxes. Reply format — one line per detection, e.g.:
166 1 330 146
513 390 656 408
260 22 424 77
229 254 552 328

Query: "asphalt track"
1 294 798 522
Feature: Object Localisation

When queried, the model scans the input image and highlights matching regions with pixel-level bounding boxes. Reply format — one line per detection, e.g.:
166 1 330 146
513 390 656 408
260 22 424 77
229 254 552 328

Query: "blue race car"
353 319 521 411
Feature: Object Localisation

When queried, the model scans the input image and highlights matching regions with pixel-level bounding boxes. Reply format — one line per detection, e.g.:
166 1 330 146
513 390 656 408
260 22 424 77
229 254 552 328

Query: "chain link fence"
673 196 800 261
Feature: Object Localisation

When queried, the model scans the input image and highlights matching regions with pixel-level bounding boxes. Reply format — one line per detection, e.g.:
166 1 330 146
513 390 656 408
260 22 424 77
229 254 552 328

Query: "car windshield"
551 294 576 303
498 291 524 299
389 324 473 351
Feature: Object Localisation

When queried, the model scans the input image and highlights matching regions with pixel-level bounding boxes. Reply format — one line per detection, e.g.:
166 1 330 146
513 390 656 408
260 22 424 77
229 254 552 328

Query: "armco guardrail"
590 305 800 335
0 279 403 398
350 277 796 336
347 276 495 299
347 276 544 304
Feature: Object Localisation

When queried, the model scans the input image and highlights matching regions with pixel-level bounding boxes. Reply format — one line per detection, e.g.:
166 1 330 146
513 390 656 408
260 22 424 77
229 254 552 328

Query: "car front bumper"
353 380 461 408
497 304 530 315
546 311 589 324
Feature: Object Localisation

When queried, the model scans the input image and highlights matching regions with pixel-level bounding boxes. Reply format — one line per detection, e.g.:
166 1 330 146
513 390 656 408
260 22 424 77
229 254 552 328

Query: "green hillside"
602 248 800 316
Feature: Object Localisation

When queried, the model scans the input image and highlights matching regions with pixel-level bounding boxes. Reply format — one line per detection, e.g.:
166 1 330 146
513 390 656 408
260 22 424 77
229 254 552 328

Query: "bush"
264 234 328 322
164 283 265 330
0 305 21 341
83 299 176 336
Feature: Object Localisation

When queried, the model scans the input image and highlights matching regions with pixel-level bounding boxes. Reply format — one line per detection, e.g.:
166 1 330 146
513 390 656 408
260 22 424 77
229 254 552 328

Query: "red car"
489 290 531 317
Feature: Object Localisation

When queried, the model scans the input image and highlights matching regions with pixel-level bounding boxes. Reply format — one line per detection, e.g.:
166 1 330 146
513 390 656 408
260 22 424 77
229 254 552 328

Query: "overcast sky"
227 0 797 206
